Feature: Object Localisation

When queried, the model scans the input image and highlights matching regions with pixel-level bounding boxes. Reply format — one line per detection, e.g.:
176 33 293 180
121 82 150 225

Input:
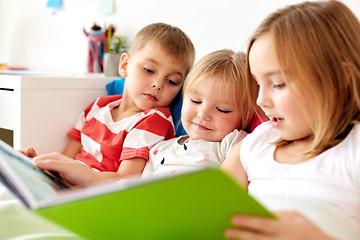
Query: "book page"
0 141 66 207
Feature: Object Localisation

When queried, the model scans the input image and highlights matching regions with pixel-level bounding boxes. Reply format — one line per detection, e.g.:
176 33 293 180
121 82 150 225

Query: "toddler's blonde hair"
183 49 255 131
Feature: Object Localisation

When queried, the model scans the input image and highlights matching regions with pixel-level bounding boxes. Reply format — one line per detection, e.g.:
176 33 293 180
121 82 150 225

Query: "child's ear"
118 53 129 77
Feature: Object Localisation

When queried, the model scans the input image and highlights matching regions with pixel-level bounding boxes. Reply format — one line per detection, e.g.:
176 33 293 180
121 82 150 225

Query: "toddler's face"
181 76 242 142
120 42 188 111
249 33 313 141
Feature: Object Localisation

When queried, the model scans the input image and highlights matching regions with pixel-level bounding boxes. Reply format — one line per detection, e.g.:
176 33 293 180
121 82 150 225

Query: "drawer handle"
0 88 14 91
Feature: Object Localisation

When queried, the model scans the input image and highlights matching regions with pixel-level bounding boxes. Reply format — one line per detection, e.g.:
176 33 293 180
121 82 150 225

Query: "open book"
0 139 274 240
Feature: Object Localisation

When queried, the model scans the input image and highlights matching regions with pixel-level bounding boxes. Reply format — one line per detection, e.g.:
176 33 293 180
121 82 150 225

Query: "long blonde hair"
183 49 255 130
246 0 360 157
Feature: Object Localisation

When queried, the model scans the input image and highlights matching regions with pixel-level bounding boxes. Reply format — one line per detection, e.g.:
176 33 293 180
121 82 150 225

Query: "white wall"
0 0 359 74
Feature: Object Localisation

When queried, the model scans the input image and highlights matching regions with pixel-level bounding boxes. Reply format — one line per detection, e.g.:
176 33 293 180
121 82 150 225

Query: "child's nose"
152 79 164 91
197 106 211 121
256 86 270 108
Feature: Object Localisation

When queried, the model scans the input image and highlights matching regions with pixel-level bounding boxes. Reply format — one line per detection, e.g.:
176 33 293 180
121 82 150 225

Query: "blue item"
46 0 62 8
106 78 186 137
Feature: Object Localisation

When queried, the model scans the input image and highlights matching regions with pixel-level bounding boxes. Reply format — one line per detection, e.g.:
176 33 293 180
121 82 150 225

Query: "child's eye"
144 67 154 74
168 79 178 86
273 83 286 89
191 98 201 104
217 108 231 113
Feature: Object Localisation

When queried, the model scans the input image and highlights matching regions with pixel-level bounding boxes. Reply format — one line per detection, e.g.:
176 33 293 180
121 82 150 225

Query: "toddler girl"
143 49 257 177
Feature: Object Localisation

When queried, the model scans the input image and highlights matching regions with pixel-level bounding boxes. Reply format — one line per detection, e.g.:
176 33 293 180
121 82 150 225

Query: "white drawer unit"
0 73 115 154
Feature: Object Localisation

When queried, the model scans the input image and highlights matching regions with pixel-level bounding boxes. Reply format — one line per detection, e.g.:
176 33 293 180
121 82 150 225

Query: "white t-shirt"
240 122 360 224
143 130 247 177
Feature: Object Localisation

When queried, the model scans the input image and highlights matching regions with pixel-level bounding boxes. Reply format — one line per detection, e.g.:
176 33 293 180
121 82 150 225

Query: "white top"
240 122 360 224
142 130 247 177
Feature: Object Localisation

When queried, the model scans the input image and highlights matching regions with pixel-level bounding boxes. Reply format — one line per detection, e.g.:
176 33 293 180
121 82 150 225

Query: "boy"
26 23 195 184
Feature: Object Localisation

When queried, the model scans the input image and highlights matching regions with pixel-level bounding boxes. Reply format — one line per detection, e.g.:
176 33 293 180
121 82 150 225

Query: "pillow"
106 78 186 137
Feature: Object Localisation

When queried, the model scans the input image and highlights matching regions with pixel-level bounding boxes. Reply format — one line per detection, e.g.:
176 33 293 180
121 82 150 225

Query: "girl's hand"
225 211 334 240
33 153 95 187
19 147 37 158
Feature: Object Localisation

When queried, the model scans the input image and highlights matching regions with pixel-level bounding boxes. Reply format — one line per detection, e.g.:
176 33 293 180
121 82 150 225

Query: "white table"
0 73 116 154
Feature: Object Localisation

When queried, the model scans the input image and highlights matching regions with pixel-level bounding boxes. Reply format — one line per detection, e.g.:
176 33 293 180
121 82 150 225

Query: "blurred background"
0 0 359 74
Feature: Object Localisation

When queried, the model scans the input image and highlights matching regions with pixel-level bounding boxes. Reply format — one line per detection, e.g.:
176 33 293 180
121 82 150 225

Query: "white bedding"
254 194 360 240
0 184 82 240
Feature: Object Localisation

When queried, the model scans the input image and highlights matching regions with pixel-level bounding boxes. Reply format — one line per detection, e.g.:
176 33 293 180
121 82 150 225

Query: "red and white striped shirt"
67 95 175 172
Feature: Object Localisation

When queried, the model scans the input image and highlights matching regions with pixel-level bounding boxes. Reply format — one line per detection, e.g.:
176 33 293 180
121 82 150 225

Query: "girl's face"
181 76 242 142
249 33 313 141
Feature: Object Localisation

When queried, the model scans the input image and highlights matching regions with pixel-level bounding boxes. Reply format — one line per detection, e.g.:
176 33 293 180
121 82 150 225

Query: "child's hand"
19 147 37 158
224 211 334 240
33 153 95 187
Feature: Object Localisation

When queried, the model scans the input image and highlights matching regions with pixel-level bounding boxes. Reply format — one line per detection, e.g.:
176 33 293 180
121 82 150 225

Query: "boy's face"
181 76 242 142
119 42 188 111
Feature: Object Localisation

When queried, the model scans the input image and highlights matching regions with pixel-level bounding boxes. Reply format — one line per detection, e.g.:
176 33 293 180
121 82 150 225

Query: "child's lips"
269 116 284 127
144 93 158 101
193 123 211 131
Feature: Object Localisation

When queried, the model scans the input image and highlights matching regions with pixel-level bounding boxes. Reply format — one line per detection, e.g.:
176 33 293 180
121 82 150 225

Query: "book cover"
0 140 274 239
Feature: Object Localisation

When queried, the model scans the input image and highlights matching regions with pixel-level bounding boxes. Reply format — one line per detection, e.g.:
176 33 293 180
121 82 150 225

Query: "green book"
0 139 274 240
